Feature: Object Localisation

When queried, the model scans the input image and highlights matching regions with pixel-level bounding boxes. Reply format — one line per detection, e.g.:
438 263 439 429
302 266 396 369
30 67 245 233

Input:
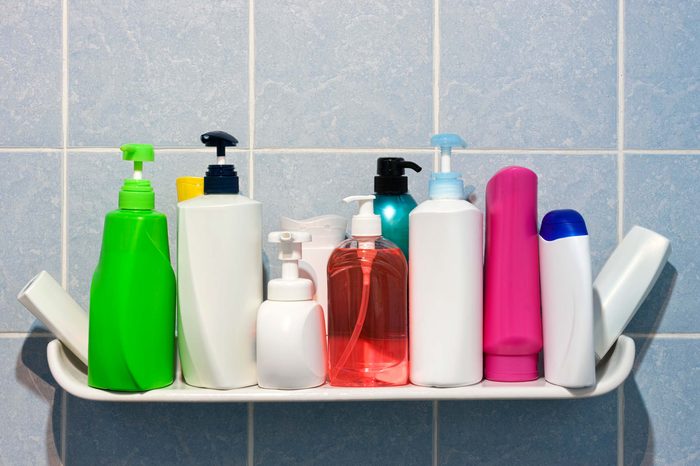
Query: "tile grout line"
247 0 256 200
3 147 700 155
617 386 625 466
616 0 625 244
432 400 439 466
432 2 441 464
432 0 440 172
247 1 255 464
616 1 625 464
60 0 70 462
247 402 255 466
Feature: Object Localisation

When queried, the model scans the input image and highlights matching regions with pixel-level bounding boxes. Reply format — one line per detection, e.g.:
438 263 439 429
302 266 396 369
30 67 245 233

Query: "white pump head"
267 231 315 301
344 195 381 237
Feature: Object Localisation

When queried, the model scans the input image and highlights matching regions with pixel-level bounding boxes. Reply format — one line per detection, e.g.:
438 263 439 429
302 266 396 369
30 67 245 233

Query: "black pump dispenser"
374 157 422 195
201 131 239 194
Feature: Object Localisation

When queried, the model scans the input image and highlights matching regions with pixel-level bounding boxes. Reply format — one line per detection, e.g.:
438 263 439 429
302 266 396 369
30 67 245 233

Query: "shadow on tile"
625 262 678 334
18 332 63 465
622 337 655 466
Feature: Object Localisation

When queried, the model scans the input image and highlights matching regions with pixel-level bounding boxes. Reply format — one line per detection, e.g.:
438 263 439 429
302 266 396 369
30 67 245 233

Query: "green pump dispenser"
87 144 176 391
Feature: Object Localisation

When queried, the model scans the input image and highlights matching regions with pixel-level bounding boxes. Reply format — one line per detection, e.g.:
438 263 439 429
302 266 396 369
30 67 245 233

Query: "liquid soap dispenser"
177 131 262 390
257 231 327 389
373 157 422 259
327 195 408 387
88 144 176 391
409 134 483 387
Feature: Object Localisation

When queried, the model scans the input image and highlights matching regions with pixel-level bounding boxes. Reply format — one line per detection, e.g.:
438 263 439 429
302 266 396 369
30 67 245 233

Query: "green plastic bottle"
373 157 422 259
88 144 176 391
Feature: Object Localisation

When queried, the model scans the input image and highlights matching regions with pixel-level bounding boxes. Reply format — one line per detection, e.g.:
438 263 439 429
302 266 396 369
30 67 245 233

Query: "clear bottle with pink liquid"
483 166 542 382
327 195 408 387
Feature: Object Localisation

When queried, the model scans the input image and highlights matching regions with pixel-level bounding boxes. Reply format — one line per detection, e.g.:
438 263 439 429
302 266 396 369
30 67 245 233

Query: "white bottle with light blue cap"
539 209 595 388
408 133 483 387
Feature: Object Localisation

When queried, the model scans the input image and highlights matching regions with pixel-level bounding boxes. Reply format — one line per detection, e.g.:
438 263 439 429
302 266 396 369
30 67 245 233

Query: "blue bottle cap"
540 209 588 240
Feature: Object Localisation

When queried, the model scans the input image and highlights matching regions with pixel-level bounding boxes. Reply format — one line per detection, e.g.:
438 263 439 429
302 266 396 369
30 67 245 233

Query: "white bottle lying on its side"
539 209 595 388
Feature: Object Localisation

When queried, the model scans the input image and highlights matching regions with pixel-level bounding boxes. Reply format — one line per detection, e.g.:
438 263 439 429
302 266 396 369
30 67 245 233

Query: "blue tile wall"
440 0 617 149
254 402 433 465
624 154 700 333
0 0 62 147
625 0 700 149
255 0 433 148
0 337 62 464
1 0 699 464
0 152 62 331
69 0 249 147
624 337 700 465
439 394 618 465
65 400 248 465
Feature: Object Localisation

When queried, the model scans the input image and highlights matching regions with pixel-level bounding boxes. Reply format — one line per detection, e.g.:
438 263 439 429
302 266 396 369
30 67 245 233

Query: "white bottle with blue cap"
539 209 595 388
409 134 483 387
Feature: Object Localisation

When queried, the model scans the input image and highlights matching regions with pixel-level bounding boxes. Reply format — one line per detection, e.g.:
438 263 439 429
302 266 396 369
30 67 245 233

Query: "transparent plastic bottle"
327 196 408 387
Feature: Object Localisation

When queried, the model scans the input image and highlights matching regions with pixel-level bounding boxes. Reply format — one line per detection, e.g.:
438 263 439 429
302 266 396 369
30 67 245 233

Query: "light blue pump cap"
431 133 466 149
429 133 468 199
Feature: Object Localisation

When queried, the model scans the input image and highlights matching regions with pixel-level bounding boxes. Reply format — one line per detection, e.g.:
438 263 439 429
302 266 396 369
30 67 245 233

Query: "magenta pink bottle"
483 166 542 382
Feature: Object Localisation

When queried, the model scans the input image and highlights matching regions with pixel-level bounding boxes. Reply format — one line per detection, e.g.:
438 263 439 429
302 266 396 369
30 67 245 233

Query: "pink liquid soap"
327 242 408 387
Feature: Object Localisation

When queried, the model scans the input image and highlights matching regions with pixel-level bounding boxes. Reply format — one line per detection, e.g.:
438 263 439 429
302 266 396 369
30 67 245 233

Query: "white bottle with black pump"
177 131 262 389
257 231 327 389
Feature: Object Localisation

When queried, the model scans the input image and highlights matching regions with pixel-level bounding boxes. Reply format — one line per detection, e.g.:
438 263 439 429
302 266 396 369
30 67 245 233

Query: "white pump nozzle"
267 231 314 301
343 195 381 237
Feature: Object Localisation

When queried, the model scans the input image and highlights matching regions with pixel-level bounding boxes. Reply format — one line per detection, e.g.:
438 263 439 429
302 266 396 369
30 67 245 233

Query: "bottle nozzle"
120 143 154 179
344 195 381 237
201 131 238 165
267 231 314 301
430 133 466 173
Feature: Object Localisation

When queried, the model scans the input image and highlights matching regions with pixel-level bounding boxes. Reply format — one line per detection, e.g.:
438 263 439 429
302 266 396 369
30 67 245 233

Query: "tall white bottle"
257 231 327 389
539 209 595 388
177 131 262 389
280 215 346 332
409 134 483 387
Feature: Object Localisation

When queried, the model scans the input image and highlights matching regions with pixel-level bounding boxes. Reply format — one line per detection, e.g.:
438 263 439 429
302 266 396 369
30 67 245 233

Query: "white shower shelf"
46 335 634 402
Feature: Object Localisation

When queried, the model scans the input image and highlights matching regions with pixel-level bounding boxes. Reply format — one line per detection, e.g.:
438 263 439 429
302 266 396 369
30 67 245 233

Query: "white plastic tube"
17 271 89 365
594 226 671 361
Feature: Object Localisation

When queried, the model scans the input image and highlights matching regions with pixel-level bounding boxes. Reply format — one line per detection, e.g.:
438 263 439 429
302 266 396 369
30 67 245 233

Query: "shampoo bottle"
373 157 422 259
280 215 347 331
327 195 408 387
88 144 176 391
409 133 483 387
539 209 595 388
483 166 542 382
257 231 327 389
177 131 262 389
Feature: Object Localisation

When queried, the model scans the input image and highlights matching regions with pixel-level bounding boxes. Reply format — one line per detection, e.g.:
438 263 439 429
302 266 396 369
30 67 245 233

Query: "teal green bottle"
373 158 422 259
88 144 176 392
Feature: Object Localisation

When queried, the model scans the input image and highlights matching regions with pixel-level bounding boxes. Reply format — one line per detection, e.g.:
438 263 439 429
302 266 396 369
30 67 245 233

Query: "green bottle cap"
119 144 155 210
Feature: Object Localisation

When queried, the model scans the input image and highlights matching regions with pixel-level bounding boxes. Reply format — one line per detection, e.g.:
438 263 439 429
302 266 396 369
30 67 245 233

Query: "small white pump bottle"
257 231 328 390
280 215 347 332
409 134 483 387
539 209 595 388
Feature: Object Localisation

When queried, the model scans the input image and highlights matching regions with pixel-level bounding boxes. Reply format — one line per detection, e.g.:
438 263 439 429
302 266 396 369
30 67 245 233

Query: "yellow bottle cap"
176 177 204 202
